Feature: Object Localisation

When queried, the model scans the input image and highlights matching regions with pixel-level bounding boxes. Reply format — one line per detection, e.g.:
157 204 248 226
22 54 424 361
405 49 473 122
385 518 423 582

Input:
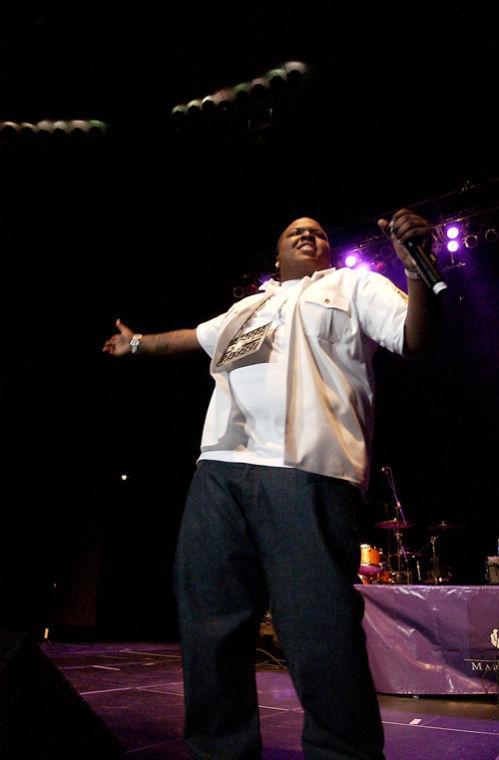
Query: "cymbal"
375 518 414 530
427 521 462 531
388 550 424 558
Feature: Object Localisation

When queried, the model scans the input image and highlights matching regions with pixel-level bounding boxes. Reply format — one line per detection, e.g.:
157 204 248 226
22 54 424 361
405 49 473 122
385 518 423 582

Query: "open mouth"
298 242 316 252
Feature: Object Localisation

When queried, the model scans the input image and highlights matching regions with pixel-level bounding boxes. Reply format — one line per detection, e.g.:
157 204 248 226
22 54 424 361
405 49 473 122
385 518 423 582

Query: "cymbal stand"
382 465 410 582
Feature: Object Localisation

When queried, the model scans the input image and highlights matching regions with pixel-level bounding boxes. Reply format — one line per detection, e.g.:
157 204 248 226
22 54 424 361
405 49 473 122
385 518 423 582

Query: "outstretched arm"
102 319 202 357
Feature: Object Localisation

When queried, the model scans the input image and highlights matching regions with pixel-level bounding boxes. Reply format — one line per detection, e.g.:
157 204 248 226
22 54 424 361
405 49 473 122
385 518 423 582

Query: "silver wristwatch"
404 268 422 281
129 334 143 355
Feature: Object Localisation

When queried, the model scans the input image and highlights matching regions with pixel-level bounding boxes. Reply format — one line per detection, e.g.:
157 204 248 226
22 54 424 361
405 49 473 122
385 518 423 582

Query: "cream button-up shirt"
196 267 409 491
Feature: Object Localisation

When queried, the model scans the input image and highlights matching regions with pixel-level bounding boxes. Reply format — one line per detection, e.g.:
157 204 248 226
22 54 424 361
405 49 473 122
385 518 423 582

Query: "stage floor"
43 642 499 759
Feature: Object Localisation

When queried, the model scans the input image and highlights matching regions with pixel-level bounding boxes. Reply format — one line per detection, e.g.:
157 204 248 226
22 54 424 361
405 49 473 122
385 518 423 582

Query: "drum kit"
358 466 461 585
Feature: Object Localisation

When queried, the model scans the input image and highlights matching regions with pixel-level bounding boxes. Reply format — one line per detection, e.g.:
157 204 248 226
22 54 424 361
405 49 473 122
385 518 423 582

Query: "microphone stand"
430 534 440 585
382 466 411 583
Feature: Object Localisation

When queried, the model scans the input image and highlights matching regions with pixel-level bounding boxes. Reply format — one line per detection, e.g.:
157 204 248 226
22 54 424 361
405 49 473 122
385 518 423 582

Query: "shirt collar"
258 267 336 292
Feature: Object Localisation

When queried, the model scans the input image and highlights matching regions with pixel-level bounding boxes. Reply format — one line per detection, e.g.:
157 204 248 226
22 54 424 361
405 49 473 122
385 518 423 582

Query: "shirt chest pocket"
301 291 350 343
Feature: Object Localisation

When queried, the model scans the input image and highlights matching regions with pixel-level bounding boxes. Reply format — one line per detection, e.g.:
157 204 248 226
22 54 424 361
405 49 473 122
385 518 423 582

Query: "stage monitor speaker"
0 631 124 759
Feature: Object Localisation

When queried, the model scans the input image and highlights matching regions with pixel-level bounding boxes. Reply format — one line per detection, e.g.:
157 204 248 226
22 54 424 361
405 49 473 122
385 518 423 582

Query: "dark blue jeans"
174 461 384 759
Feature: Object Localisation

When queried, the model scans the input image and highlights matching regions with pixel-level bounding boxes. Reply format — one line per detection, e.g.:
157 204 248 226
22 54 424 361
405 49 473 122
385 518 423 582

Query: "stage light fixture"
463 234 479 249
67 120 91 133
283 61 308 75
0 121 20 133
171 106 188 126
250 77 268 98
1 119 108 134
201 96 216 113
53 120 69 132
187 99 203 114
373 259 387 273
447 240 460 253
87 120 107 133
233 82 251 96
266 67 287 82
171 61 309 120
484 227 498 243
345 253 358 267
446 225 460 239
36 120 55 132
266 68 287 93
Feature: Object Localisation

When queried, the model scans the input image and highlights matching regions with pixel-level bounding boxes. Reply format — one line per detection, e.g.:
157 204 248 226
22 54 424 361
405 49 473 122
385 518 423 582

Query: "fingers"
378 210 432 269
388 209 430 243
103 319 134 355
377 218 390 237
102 338 117 354
102 330 124 354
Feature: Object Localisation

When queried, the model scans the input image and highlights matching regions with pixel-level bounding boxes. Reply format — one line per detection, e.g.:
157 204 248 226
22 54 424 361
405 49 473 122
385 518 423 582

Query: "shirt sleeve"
354 271 409 355
196 311 228 358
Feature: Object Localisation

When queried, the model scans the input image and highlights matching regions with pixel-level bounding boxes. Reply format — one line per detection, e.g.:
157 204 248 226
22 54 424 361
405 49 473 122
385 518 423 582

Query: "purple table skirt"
358 585 499 695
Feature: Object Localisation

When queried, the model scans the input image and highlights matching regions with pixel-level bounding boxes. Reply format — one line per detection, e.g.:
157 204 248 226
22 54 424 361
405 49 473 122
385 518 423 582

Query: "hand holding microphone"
378 208 447 295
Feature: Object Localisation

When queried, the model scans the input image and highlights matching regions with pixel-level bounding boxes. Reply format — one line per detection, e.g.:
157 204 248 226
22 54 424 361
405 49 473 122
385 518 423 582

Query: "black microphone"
404 239 448 295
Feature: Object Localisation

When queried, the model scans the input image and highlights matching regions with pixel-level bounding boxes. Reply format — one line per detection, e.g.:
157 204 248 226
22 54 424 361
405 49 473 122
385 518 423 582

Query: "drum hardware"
367 468 463 586
425 520 462 585
427 521 462 532
375 565 393 584
376 465 415 584
374 518 414 530
388 549 424 583
388 550 424 558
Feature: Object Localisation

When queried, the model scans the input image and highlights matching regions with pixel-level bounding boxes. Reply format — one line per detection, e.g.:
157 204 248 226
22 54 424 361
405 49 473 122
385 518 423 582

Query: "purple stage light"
446 225 460 240
447 240 459 253
356 262 372 273
464 234 478 249
345 253 358 268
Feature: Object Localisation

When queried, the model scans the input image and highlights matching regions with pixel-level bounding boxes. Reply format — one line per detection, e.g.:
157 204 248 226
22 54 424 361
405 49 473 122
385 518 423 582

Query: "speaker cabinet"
0 631 123 759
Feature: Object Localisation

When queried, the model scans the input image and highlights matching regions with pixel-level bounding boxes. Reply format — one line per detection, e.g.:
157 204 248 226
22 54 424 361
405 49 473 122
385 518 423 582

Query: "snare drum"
359 544 382 576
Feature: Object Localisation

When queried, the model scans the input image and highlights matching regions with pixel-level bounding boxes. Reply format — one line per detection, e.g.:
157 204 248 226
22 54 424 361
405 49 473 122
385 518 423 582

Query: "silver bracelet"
404 268 422 281
129 334 143 354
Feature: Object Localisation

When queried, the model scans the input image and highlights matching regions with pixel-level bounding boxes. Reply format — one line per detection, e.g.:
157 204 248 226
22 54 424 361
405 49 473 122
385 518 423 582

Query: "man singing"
104 208 442 759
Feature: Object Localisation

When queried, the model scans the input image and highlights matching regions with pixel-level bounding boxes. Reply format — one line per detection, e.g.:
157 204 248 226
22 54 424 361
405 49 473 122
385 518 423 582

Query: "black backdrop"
2 7 499 639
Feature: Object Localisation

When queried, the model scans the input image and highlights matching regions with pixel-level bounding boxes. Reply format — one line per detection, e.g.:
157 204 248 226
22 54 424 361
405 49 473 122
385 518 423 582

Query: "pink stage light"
446 225 460 240
447 240 459 253
345 253 358 268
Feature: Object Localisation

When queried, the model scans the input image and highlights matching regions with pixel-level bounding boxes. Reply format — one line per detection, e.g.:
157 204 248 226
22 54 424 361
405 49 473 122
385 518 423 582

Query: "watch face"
130 334 142 353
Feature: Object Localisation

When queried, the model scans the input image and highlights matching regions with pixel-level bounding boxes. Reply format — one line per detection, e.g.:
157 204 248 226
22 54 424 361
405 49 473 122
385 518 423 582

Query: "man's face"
277 218 332 279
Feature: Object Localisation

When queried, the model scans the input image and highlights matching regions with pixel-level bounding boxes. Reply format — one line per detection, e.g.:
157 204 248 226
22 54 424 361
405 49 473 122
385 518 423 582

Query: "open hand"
102 319 134 356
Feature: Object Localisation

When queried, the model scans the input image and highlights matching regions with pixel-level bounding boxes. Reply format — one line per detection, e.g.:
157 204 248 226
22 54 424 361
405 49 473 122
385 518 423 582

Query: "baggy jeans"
174 461 385 760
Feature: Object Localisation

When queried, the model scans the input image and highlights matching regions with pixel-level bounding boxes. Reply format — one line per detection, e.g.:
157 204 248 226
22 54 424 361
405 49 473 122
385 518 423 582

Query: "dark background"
2 6 498 639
